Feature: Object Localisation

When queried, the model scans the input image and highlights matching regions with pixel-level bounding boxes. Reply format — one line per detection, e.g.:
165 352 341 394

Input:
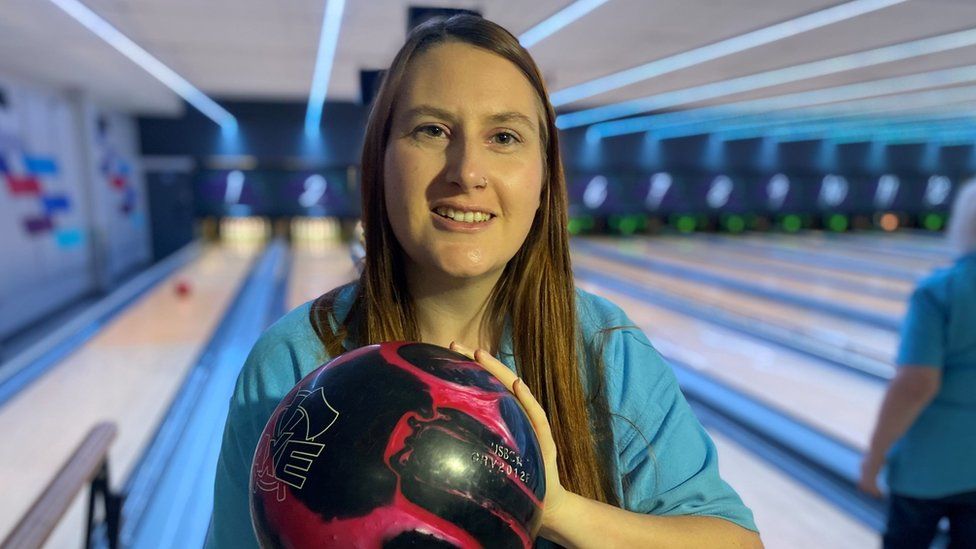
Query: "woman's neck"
406 265 503 353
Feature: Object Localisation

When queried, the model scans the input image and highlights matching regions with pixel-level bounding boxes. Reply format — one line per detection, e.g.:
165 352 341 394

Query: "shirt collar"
329 281 518 373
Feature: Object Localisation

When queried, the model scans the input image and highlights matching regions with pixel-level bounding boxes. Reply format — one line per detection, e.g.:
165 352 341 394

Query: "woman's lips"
430 211 496 233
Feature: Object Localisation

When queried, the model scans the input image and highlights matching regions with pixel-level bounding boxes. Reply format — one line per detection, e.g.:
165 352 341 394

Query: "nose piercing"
481 176 488 186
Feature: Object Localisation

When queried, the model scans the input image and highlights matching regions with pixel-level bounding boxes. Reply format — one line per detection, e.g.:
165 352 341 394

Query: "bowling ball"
250 341 546 549
174 279 191 298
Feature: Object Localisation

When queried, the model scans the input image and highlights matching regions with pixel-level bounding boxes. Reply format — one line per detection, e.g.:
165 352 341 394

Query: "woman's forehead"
397 42 543 123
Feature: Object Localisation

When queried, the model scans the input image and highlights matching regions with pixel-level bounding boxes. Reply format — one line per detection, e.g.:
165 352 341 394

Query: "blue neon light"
549 0 907 106
305 0 347 137
587 64 976 139
519 0 610 48
722 115 976 143
652 93 976 141
557 26 976 129
47 0 237 131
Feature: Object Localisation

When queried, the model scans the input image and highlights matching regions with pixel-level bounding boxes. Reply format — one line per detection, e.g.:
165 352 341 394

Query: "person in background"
860 179 976 548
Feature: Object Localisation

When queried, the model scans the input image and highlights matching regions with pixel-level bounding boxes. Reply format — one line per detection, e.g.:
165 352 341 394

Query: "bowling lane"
0 244 258 545
573 248 899 370
730 233 948 276
286 242 878 548
287 242 359 310
711 431 877 548
620 236 914 299
574 276 883 450
579 238 906 321
829 231 953 260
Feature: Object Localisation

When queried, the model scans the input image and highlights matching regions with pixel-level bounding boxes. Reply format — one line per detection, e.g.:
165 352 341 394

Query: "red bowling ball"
174 279 191 299
249 341 546 549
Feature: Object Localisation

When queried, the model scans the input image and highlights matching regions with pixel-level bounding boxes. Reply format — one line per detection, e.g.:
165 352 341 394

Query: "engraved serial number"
488 441 524 467
471 448 532 484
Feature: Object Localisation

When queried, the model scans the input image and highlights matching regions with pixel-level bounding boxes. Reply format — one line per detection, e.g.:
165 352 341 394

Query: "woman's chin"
438 263 495 280
425 256 500 281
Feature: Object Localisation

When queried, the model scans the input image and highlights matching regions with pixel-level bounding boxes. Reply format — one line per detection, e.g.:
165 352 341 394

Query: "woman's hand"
449 341 571 535
858 452 885 498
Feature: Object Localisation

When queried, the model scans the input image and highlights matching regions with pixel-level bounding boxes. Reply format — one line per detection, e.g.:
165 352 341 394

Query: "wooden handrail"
2 422 118 549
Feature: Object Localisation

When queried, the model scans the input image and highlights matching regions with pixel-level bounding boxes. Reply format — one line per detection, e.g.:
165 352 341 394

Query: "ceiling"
1 0 975 125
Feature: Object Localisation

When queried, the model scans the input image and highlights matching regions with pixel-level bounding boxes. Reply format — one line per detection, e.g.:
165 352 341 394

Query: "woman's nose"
445 137 488 191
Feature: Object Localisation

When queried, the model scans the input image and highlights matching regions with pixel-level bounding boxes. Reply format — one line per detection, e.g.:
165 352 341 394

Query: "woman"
860 179 976 548
208 15 759 548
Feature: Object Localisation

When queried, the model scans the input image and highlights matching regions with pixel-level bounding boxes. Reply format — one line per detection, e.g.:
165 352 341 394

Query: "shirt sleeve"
606 329 757 532
896 281 947 368
206 324 313 549
206 390 262 549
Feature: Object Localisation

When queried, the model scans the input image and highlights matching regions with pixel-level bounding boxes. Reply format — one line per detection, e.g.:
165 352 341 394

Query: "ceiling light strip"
519 0 611 48
652 90 976 140
557 26 976 129
305 0 347 137
48 0 237 131
719 113 976 142
587 64 976 140
550 0 907 106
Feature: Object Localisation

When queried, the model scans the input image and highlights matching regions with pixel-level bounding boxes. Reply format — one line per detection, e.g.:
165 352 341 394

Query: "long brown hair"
311 15 618 506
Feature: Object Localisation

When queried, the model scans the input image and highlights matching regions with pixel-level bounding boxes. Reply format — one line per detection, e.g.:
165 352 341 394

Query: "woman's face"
384 41 545 282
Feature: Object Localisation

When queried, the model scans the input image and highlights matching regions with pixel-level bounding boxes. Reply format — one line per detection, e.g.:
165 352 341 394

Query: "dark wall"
140 99 974 177
140 100 369 166
146 171 195 260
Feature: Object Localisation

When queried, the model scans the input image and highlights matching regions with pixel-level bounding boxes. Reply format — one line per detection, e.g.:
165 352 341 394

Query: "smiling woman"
207 14 761 549
384 41 544 284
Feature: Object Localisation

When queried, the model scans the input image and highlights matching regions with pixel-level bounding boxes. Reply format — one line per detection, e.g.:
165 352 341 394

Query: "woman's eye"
416 125 445 138
492 132 520 146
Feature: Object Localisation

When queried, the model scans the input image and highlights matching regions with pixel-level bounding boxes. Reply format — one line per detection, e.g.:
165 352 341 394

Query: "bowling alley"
2 1 975 548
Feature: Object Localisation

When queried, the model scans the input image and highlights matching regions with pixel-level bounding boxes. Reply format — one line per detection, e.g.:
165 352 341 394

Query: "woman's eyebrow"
402 105 457 123
487 111 536 133
402 105 537 133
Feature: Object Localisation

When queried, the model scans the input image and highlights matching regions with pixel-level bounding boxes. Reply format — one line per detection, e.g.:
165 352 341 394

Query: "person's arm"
544 492 761 548
859 366 942 497
457 342 762 548
859 280 946 497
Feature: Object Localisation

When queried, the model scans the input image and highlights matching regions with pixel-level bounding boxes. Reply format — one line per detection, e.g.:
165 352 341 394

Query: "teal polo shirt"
887 252 976 498
206 282 756 548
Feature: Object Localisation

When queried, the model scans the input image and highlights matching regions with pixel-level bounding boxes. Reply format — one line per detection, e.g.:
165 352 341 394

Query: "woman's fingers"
514 379 557 457
448 340 476 360
449 341 519 390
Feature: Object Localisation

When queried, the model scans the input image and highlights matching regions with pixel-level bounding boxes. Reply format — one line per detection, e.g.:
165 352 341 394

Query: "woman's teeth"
434 207 494 223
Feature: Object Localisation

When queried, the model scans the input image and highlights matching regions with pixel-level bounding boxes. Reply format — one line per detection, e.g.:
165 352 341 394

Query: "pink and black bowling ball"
249 341 546 548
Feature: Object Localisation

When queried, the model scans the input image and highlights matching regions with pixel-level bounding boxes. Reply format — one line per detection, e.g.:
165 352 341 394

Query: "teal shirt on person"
205 282 756 548
887 251 976 499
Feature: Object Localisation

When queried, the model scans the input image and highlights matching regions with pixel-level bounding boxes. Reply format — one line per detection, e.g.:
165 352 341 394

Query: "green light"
568 218 583 235
923 213 945 231
828 214 849 232
676 216 696 233
619 216 640 235
782 214 802 233
725 215 745 233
